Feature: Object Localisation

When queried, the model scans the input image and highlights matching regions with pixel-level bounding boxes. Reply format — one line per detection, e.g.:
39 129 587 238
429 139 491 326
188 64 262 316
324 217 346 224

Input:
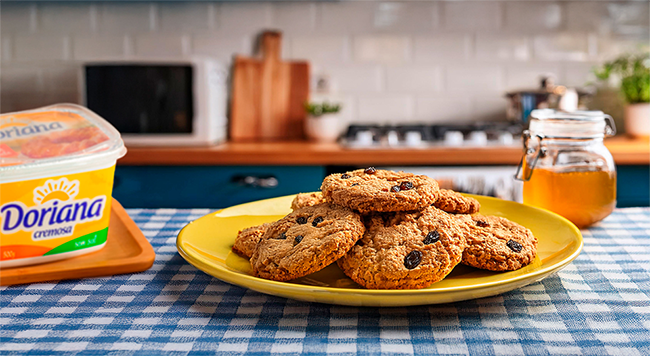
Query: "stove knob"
355 130 374 146
404 131 423 147
498 132 514 145
444 131 464 146
468 131 488 146
386 130 399 147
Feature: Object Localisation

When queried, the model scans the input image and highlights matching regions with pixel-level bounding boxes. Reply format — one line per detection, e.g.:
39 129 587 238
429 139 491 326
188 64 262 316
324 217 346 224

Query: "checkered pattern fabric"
1 208 649 355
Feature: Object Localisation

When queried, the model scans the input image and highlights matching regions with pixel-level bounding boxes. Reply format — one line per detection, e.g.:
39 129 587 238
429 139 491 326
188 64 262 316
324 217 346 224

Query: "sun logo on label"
33 178 79 205
0 117 30 129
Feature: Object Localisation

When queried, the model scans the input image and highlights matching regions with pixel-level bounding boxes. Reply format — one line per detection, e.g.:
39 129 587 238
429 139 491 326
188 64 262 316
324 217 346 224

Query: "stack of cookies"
232 168 538 290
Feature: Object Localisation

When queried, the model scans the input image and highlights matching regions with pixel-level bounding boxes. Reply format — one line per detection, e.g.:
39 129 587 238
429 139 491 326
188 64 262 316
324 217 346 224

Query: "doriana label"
1 169 113 262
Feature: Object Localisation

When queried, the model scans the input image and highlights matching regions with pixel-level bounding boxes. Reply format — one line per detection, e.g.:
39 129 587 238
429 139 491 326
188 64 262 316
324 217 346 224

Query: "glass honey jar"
516 109 617 228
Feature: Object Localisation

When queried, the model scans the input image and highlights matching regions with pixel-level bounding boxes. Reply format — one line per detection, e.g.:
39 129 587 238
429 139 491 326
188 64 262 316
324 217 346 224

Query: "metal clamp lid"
514 130 547 181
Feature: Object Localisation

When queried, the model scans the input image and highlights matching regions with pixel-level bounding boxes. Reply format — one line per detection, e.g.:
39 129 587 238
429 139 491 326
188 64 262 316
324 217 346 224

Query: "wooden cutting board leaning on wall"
230 31 310 141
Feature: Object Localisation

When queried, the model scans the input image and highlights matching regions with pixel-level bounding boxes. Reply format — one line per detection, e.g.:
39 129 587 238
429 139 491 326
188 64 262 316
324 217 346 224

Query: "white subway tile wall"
1 65 41 94
158 2 213 34
562 63 599 88
565 2 611 33
533 34 594 62
13 35 69 62
219 3 272 35
442 2 502 31
271 3 317 35
413 35 471 63
73 35 125 61
2 37 13 62
133 34 188 57
0 1 648 123
326 65 383 93
504 2 563 33
39 3 94 34
0 3 36 34
505 65 562 90
98 3 153 34
475 34 530 62
446 66 504 94
385 66 442 93
358 95 413 123
41 65 79 93
415 96 472 122
353 35 412 63
366 2 438 34
192 36 252 63
290 37 350 65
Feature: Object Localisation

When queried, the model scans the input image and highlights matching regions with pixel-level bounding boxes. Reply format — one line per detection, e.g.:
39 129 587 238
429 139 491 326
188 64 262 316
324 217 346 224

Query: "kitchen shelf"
119 136 649 166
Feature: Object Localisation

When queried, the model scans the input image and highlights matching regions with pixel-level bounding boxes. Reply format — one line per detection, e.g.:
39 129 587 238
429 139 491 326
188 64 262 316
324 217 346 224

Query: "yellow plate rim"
177 194 583 302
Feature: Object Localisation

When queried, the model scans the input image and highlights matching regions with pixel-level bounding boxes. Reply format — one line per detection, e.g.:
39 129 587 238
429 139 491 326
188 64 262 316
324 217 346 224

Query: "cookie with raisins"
232 222 272 258
458 214 537 271
290 192 326 210
433 189 480 214
320 168 439 213
250 203 364 282
337 206 468 289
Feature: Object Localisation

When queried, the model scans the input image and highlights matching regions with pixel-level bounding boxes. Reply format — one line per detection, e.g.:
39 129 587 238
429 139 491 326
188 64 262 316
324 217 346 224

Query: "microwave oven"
81 58 228 146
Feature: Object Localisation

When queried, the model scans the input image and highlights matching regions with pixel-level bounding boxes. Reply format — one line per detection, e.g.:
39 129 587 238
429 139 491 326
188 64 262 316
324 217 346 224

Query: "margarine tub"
0 104 126 268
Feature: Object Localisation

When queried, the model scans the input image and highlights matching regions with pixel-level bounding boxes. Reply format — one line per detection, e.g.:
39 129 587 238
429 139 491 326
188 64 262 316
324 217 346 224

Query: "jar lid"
529 109 616 138
0 103 126 183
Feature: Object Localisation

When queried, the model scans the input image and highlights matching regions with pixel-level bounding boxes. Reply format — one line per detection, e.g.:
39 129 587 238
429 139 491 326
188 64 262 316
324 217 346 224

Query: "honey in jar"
517 109 617 228
523 169 616 228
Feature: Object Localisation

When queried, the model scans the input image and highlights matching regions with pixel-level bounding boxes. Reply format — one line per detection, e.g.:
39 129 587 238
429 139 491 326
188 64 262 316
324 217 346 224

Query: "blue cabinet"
113 166 325 208
113 164 648 208
617 165 650 207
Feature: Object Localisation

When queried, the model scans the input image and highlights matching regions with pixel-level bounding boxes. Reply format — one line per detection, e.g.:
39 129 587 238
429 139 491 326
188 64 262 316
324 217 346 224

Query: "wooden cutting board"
230 31 310 141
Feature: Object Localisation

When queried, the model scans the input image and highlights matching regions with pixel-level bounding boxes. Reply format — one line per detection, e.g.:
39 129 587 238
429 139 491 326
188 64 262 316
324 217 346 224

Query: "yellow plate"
177 194 582 307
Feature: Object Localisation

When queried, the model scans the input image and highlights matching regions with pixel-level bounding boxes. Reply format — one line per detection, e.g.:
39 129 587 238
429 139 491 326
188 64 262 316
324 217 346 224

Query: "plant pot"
624 103 650 138
305 114 341 143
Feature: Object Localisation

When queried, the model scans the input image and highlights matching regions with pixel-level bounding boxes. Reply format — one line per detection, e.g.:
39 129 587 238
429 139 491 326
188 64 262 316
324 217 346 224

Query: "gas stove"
340 122 524 148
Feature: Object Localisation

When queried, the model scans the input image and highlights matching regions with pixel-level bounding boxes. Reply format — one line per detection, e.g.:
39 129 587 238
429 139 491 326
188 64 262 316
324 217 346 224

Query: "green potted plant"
593 51 650 137
304 101 342 142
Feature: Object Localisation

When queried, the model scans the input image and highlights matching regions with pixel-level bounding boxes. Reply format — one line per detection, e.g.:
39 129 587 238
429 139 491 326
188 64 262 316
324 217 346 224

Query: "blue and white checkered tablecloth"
1 208 649 355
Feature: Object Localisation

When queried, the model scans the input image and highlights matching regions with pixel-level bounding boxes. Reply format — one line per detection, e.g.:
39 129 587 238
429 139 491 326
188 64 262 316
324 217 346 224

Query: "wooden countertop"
119 136 649 166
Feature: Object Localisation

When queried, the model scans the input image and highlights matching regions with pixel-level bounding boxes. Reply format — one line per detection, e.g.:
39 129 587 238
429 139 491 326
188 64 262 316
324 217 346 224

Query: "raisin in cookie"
433 189 480 214
250 203 365 282
291 192 326 210
459 214 537 271
232 222 272 258
320 168 439 213
337 206 468 290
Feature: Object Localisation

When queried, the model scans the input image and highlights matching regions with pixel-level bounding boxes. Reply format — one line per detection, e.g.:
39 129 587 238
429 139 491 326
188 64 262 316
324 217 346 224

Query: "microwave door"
85 65 193 135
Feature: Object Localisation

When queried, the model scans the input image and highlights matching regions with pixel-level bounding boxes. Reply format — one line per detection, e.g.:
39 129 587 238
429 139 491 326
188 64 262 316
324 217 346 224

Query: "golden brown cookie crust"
232 222 272 258
290 192 326 210
459 214 538 271
433 189 480 214
250 203 365 282
337 207 468 289
320 169 439 213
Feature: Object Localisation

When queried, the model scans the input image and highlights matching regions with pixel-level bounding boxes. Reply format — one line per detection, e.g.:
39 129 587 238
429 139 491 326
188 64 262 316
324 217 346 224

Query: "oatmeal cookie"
232 222 272 258
433 189 480 214
320 168 439 213
250 203 365 282
337 206 468 289
291 192 326 210
459 214 537 271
